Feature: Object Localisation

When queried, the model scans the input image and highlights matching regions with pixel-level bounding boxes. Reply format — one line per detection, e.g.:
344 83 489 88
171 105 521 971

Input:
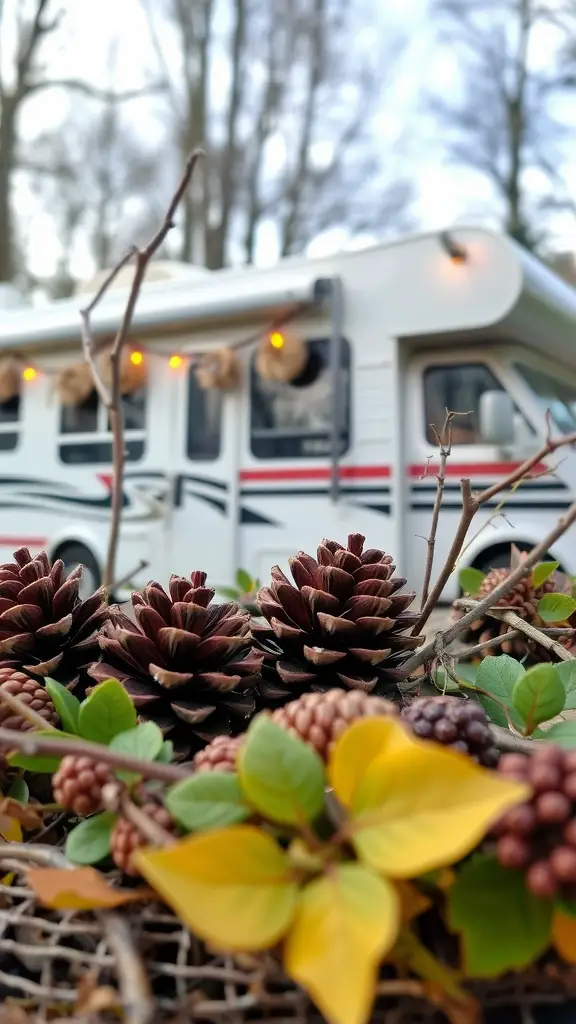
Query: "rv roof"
0 228 575 360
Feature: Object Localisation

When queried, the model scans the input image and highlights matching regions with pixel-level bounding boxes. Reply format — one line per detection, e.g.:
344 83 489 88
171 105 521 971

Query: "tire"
56 543 101 601
474 543 561 575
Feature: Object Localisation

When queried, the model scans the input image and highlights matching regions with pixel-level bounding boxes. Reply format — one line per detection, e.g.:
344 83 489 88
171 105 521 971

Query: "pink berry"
529 763 562 793
501 804 537 836
550 846 576 883
535 791 572 824
496 835 530 869
526 861 558 898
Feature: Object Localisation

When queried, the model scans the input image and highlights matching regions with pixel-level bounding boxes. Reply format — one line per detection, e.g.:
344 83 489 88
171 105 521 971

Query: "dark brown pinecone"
111 802 177 877
453 546 572 662
271 688 399 760
192 735 244 773
252 533 423 707
401 695 499 767
0 668 59 731
53 755 113 816
0 547 108 687
89 572 261 758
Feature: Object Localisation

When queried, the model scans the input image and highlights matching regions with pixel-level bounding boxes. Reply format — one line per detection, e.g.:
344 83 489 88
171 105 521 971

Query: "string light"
270 331 285 349
130 351 144 366
22 367 37 381
169 354 183 369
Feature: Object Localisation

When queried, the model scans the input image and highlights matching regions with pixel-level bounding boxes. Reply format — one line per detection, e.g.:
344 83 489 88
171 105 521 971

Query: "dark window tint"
0 394 20 451
60 389 99 434
59 387 145 464
250 338 350 459
187 368 222 460
59 439 145 464
424 364 503 445
515 363 576 435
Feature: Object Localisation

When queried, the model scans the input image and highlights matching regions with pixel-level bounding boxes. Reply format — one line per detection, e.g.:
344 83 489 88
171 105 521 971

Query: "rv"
0 227 576 602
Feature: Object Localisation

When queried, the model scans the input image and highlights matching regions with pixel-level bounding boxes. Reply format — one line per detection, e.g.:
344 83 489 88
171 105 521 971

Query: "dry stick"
80 149 205 588
110 558 149 594
0 728 190 783
419 411 458 610
403 495 576 675
454 598 576 663
412 428 576 636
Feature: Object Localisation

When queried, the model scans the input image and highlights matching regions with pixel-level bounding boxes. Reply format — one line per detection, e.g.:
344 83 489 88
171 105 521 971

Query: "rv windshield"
515 363 576 435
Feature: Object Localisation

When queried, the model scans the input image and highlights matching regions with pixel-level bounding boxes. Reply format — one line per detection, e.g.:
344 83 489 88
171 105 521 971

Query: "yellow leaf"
350 743 528 878
26 867 153 910
284 864 399 1024
328 717 413 809
395 881 431 923
0 815 22 843
135 825 298 951
552 910 576 963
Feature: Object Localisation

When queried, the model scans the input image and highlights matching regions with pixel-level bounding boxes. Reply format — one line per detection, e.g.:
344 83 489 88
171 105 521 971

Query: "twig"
118 791 175 848
488 725 539 755
413 428 576 635
110 558 149 594
420 410 460 609
455 631 522 659
404 495 576 674
0 728 190 783
80 149 205 588
455 600 576 663
0 687 58 731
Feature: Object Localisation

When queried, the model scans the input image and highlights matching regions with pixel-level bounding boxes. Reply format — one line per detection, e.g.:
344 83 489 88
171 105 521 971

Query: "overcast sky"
10 0 576 283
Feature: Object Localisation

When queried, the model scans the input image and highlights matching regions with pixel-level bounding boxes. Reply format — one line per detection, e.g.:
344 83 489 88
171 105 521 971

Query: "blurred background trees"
2 0 576 296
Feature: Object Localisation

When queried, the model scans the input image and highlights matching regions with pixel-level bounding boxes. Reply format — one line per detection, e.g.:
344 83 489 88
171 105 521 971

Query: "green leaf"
469 693 509 729
458 567 486 596
469 654 525 727
65 812 116 865
166 772 250 831
218 586 240 600
8 778 28 804
448 854 553 977
156 740 174 763
235 568 253 593
557 899 576 919
532 562 559 588
434 663 479 696
7 731 78 773
537 593 576 623
77 679 137 745
45 678 81 735
555 662 576 711
431 667 461 695
541 721 576 748
512 663 566 733
108 721 164 781
238 716 325 826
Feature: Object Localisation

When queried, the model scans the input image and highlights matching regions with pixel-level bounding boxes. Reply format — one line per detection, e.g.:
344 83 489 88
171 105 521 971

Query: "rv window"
58 386 146 464
0 394 20 452
424 364 504 445
187 367 222 460
250 338 350 459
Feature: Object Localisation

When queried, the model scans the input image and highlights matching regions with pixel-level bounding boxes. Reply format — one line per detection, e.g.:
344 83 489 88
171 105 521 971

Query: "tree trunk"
0 98 17 282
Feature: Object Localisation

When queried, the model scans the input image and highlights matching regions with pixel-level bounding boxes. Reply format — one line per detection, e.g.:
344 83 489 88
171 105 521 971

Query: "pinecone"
192 735 244 773
111 802 177 877
89 572 261 758
0 548 108 687
271 688 399 760
453 546 572 662
0 668 59 731
252 534 423 707
401 695 499 767
53 755 113 816
495 746 576 899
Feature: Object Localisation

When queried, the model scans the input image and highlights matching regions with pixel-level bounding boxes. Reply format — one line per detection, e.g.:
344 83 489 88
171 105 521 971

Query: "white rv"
0 227 576 602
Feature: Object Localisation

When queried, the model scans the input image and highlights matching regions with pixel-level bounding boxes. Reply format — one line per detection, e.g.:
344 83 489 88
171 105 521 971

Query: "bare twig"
0 687 58 732
413 430 576 636
80 150 205 588
455 630 522 660
404 495 576 674
420 410 463 609
454 599 576 663
0 728 190 784
110 558 149 594
488 725 539 755
101 786 175 848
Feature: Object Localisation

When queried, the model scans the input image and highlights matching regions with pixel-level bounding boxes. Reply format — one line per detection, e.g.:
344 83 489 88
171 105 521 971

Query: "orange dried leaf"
552 910 576 963
395 881 431 924
26 867 153 910
0 799 42 830
0 815 22 843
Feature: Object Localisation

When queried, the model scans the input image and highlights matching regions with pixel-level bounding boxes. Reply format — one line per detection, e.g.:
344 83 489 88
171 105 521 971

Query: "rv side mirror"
479 391 514 446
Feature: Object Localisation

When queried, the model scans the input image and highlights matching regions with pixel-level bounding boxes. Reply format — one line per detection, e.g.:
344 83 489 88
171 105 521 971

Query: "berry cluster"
401 696 500 767
496 746 576 898
192 735 244 773
111 802 177 877
272 688 398 760
53 755 113 816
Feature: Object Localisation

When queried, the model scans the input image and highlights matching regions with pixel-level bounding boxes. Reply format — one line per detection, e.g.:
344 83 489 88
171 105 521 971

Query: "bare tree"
143 0 414 269
429 0 570 250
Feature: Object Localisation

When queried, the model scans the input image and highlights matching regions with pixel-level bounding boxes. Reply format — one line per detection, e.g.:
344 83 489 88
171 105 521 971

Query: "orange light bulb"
270 331 285 349
130 350 144 366
22 367 37 381
169 354 183 369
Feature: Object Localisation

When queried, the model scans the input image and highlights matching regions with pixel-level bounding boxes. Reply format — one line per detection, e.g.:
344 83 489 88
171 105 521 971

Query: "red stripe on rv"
0 537 48 548
240 463 548 482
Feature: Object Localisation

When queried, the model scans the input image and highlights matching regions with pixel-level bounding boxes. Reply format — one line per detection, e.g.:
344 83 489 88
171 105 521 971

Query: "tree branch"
420 410 461 609
80 149 205 588
455 599 576 662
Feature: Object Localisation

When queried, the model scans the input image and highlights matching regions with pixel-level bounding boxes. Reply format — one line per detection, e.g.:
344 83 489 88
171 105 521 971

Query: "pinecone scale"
252 534 423 705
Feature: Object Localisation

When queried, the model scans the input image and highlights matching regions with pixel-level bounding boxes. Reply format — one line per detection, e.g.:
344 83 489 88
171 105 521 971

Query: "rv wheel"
57 543 101 601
